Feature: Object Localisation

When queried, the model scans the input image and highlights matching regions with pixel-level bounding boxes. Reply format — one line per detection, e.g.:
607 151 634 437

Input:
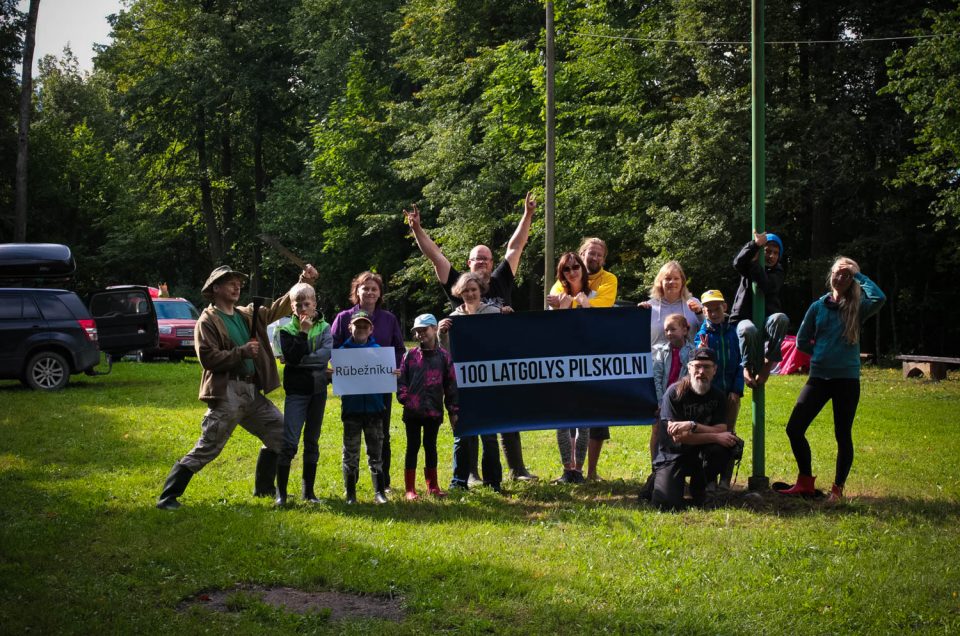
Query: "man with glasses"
404 193 538 481
547 237 618 480
651 347 740 511
404 192 536 311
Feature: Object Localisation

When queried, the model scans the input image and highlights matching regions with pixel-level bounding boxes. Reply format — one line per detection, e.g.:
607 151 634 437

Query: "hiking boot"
509 469 539 482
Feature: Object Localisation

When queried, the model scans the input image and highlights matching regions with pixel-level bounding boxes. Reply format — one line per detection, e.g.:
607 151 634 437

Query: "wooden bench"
896 355 960 381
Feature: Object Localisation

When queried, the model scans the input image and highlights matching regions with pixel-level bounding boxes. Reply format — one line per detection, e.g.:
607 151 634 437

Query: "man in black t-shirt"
404 193 536 311
653 347 740 511
404 194 538 481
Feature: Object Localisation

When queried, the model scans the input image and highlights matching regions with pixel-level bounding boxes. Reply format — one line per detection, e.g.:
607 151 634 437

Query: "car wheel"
25 351 70 391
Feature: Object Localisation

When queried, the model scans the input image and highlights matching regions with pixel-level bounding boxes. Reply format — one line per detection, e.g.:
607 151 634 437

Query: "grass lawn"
1 362 958 634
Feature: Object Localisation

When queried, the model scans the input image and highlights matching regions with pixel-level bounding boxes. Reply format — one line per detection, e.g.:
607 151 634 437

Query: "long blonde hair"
829 256 862 345
649 261 692 302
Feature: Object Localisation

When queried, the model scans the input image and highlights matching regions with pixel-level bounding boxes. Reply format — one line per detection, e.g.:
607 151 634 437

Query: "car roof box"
0 243 77 279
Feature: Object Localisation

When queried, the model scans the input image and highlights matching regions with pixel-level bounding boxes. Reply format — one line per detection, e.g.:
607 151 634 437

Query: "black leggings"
785 377 860 487
404 415 442 470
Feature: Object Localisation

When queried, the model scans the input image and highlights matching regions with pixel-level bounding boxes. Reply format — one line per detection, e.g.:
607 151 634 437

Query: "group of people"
156 194 886 512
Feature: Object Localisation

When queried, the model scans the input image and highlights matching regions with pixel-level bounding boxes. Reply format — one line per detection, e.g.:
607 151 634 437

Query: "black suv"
0 244 159 390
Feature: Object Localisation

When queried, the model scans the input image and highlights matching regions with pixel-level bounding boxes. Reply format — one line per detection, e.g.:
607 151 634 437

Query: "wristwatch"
690 422 698 433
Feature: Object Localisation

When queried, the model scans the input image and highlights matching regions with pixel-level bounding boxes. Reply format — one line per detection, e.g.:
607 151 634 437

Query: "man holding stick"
156 263 318 510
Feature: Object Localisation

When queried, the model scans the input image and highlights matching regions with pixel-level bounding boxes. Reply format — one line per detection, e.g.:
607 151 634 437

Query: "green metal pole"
749 0 769 491
543 1 556 307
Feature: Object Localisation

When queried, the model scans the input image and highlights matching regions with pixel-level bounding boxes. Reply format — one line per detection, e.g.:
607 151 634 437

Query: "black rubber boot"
373 470 387 504
343 468 358 505
302 462 319 503
253 448 278 497
275 464 290 507
156 462 194 510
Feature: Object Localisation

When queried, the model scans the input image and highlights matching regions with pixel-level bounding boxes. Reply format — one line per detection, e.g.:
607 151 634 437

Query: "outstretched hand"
524 191 536 216
404 204 421 230
300 264 318 284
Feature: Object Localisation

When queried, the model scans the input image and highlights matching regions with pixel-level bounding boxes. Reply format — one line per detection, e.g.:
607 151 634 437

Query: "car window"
90 290 150 317
35 294 74 320
0 295 23 319
155 301 200 320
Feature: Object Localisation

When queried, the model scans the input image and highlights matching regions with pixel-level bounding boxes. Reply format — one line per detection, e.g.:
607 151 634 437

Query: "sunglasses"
562 264 581 273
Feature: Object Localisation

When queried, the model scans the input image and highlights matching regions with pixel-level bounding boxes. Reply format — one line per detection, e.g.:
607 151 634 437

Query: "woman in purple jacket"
330 271 405 491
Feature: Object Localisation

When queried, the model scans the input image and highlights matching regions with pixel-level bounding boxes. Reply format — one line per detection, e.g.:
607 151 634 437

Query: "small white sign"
331 347 398 396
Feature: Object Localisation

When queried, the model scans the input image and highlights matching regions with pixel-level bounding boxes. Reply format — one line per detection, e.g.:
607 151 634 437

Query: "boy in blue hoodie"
730 232 789 387
338 311 388 505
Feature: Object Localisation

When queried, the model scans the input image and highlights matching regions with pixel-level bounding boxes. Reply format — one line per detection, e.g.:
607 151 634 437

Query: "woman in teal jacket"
776 257 885 503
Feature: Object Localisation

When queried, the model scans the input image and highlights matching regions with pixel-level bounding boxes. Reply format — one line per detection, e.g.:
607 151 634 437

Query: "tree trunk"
14 0 40 242
250 115 265 297
220 122 235 244
196 104 223 264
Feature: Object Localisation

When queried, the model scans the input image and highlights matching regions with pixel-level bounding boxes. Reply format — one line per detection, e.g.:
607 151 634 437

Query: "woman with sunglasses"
549 252 594 482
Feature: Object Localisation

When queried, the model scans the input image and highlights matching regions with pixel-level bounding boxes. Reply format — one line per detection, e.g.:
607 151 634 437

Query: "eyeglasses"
469 255 492 262
562 264 582 273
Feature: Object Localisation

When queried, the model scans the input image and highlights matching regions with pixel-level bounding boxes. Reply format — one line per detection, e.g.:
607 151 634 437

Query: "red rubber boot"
425 467 446 497
775 474 816 496
826 483 844 504
404 468 419 500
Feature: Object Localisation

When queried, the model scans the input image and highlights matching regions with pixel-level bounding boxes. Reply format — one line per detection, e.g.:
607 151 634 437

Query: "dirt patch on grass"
179 584 404 622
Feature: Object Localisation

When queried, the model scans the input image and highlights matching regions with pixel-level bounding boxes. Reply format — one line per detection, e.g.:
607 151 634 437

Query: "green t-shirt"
216 309 255 376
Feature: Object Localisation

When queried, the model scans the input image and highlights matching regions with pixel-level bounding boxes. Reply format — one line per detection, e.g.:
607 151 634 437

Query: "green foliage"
884 6 960 249
0 364 959 633
9 0 960 351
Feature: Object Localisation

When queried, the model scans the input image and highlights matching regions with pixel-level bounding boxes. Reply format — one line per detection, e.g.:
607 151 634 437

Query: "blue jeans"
279 392 327 466
736 313 789 375
451 434 502 489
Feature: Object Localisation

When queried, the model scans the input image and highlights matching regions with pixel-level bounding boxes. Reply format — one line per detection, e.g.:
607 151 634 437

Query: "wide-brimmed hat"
201 266 248 298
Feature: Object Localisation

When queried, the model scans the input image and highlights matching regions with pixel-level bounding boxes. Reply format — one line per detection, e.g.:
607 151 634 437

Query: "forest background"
2 0 959 356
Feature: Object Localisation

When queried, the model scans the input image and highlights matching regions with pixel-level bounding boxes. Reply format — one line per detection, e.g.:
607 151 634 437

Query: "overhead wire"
565 31 959 46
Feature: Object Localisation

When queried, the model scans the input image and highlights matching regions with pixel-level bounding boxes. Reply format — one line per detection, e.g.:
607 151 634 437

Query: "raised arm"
855 272 886 322
503 192 537 275
405 204 452 285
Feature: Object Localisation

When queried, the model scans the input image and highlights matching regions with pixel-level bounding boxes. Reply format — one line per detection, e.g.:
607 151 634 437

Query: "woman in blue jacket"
776 257 885 503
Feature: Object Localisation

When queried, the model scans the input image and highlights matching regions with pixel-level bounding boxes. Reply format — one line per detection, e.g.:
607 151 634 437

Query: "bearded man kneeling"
651 347 741 511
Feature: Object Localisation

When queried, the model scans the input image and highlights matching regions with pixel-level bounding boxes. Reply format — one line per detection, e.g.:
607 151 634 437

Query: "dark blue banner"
447 307 657 436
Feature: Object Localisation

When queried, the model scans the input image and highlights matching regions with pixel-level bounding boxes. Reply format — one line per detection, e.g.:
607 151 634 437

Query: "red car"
140 297 199 362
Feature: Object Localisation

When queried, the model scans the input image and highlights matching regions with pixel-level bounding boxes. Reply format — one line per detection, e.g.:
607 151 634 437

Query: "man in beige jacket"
157 263 317 510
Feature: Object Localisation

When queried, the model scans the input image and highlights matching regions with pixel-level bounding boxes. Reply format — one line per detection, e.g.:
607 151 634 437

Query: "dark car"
139 297 199 362
0 244 159 390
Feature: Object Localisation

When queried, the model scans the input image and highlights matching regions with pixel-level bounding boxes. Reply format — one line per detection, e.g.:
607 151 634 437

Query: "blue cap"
412 313 438 330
